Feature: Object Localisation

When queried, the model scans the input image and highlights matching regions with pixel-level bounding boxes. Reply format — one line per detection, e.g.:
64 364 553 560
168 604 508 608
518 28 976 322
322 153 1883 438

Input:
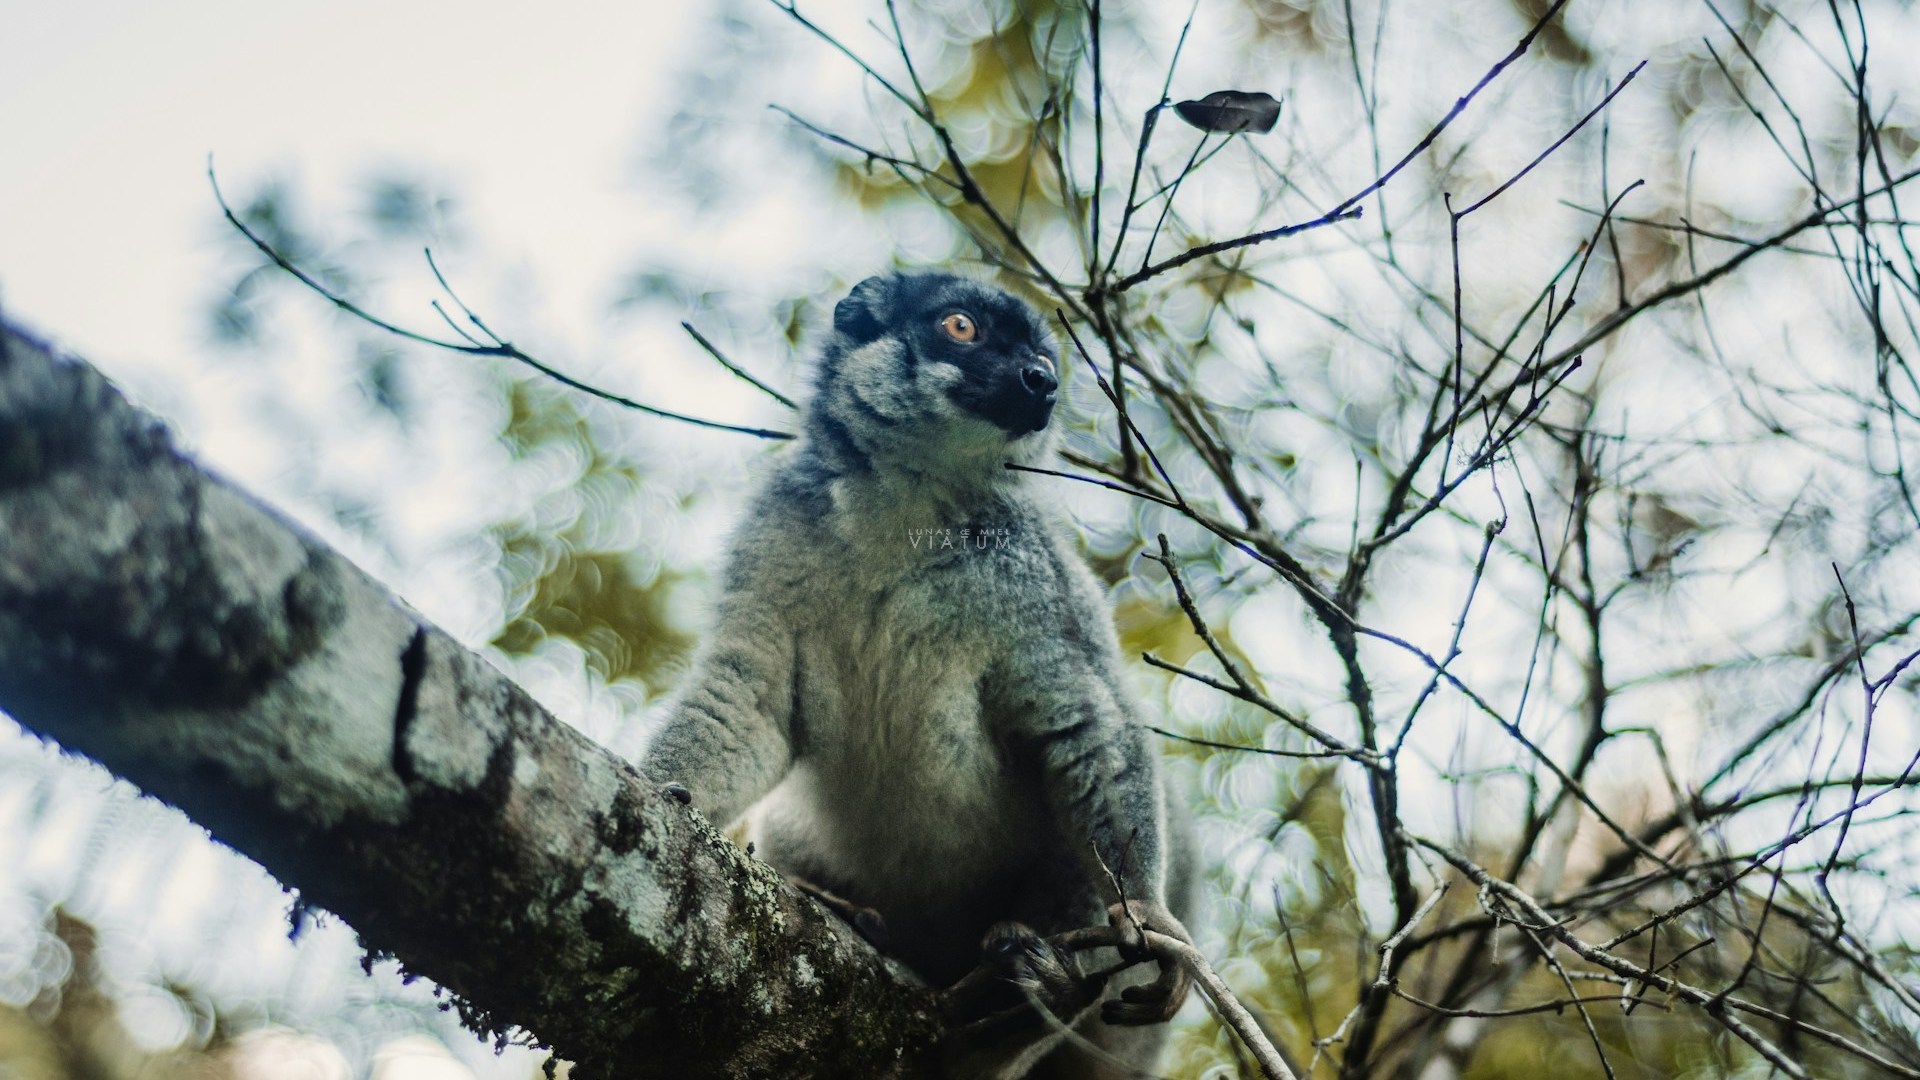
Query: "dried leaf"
1172 90 1283 135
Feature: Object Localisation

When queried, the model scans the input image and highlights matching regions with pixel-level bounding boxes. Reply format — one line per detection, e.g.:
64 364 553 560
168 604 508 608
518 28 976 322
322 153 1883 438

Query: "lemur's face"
830 272 1059 441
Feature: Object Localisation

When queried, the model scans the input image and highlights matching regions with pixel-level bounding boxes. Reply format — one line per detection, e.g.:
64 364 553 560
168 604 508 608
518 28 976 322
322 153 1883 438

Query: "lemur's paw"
658 782 692 805
1101 901 1193 1025
846 904 890 950
789 876 890 951
982 922 1102 1015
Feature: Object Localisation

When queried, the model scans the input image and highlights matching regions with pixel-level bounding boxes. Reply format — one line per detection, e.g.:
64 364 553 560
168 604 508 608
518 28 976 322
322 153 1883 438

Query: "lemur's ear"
833 276 890 344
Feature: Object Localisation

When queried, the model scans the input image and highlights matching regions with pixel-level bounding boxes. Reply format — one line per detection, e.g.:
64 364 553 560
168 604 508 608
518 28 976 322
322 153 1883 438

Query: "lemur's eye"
940 312 979 343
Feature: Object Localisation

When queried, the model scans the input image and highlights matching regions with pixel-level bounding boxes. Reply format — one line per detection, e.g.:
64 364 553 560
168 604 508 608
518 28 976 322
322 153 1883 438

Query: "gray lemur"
638 271 1194 1078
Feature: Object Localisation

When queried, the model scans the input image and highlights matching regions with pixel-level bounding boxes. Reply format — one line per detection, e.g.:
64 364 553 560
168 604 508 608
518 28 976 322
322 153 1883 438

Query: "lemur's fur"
639 271 1194 1078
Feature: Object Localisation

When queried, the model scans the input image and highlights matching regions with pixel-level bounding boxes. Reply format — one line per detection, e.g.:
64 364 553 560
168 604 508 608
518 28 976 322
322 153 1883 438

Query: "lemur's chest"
773 547 1043 891
778 487 1052 786
796 550 1004 766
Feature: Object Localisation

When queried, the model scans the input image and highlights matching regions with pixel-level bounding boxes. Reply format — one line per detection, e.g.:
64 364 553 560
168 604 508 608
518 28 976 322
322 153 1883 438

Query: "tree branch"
0 321 940 1079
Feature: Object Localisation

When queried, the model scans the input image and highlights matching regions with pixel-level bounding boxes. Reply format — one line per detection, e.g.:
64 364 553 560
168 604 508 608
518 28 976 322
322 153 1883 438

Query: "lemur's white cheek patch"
922 363 963 390
843 340 919 419
919 362 966 420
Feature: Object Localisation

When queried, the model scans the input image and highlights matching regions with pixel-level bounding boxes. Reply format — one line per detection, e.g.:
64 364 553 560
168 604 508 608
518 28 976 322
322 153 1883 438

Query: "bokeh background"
4 2 1919 1078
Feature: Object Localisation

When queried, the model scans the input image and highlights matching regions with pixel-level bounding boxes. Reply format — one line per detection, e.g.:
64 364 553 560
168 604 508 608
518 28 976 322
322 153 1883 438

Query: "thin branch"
1108 0 1577 293
210 162 795 441
680 322 796 409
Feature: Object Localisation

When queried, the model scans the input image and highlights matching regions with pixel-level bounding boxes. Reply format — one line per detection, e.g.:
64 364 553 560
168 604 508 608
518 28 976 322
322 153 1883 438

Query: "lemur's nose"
1021 360 1058 400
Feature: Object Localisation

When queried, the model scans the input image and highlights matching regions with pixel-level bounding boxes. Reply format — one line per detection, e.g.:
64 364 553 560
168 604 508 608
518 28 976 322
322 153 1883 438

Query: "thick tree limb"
0 321 942 1078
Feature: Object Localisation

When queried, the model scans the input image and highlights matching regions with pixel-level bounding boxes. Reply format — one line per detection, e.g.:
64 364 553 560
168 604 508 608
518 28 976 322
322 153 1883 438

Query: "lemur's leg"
786 875 890 950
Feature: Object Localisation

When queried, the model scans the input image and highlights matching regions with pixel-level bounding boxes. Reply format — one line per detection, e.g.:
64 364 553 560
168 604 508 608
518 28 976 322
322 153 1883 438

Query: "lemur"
638 270 1194 1078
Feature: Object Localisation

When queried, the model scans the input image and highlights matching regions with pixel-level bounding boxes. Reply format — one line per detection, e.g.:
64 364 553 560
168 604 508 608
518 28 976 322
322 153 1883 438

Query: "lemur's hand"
1102 901 1193 1025
982 921 1106 1018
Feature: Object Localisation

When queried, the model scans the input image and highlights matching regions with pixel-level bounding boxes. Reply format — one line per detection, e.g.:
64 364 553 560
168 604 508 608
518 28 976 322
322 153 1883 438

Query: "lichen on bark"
0 321 944 1079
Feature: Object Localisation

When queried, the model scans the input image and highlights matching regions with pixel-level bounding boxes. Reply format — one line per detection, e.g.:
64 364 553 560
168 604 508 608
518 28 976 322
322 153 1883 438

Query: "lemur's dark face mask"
833 271 1059 439
948 335 1057 436
920 298 1057 437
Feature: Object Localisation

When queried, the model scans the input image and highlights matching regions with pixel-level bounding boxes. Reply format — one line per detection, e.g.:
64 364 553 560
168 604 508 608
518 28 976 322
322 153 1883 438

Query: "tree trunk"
0 321 943 1078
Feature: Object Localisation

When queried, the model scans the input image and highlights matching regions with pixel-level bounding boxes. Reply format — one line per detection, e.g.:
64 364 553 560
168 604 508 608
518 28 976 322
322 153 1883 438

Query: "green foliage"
490 379 696 689
828 0 1087 273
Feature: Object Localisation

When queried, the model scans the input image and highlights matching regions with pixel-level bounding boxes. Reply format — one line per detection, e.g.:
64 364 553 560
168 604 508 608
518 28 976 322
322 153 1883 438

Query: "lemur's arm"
990 628 1194 1025
637 595 795 826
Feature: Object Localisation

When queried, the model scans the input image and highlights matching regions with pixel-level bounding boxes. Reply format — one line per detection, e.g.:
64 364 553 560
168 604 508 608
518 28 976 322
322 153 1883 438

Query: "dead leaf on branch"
1173 90 1283 134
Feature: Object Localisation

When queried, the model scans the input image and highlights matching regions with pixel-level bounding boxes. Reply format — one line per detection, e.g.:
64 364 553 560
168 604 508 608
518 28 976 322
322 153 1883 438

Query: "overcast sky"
2 0 705 393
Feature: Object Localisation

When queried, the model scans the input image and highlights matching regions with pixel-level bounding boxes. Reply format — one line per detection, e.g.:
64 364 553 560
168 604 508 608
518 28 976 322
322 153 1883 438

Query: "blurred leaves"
492 534 694 688
0 909 239 1080
201 171 705 695
364 177 457 239
209 180 351 348
1511 0 1593 66
0 908 507 1080
490 381 695 688
818 0 1086 264
358 342 409 419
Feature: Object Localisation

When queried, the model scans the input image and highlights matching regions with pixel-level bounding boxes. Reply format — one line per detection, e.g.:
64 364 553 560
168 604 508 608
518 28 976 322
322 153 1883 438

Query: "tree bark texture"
0 321 943 1078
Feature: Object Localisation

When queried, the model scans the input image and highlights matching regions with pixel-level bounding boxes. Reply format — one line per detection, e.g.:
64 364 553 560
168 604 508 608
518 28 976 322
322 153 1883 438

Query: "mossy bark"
0 323 944 1078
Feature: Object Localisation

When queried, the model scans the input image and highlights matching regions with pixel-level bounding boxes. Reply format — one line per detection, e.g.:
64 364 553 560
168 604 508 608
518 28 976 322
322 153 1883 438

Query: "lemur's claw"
1100 901 1194 1026
982 922 1104 1015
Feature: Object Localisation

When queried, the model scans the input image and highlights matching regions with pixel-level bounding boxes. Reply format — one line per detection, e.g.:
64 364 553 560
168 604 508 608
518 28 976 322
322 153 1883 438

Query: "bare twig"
211 162 796 441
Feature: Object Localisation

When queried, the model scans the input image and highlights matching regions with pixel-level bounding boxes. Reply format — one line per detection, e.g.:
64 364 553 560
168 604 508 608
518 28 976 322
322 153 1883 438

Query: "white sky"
1 0 699 388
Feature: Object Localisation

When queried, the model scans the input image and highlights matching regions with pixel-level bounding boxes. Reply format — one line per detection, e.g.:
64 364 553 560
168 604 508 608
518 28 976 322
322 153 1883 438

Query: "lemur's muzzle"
963 354 1058 436
1006 357 1058 435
